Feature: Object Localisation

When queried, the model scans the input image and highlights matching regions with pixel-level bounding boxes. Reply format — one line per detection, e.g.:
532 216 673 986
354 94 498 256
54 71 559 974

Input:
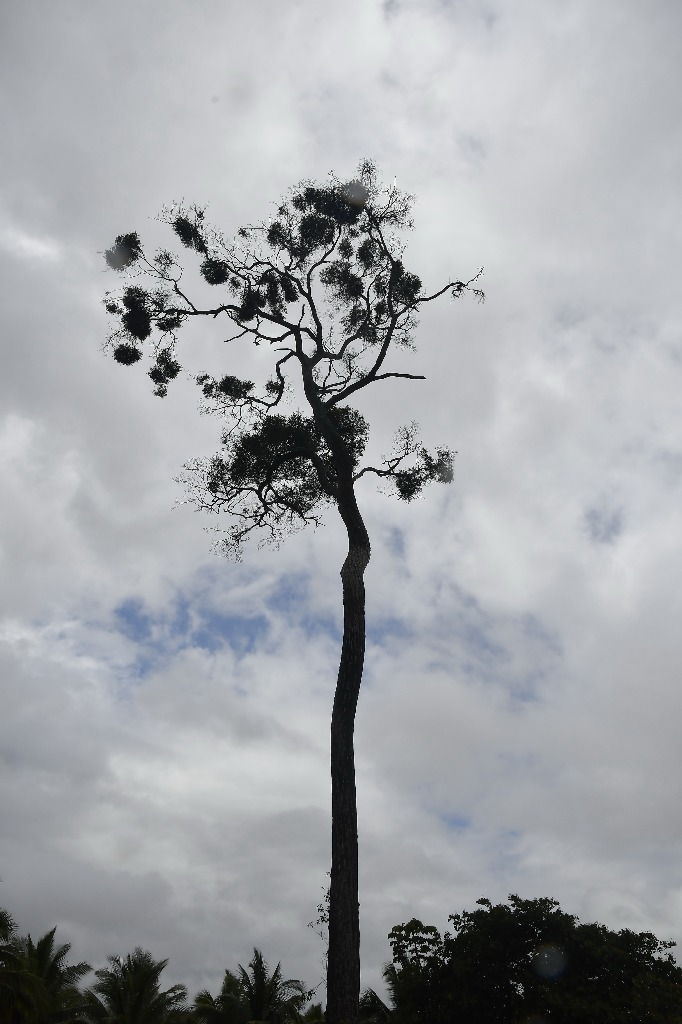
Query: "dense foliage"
360 895 682 1023
0 907 318 1023
0 907 91 1023
3 897 682 1022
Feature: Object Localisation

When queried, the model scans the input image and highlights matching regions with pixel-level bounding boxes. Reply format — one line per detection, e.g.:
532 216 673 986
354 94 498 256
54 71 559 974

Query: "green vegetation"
82 948 188 1023
0 910 312 1023
2 895 681 1022
0 907 90 1023
362 895 682 1023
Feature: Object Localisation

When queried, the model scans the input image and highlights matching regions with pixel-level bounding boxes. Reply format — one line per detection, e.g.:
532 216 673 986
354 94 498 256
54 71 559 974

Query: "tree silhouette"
82 948 187 1024
238 947 308 1023
381 896 682 1023
0 907 45 1024
102 160 483 1024
194 968 250 1024
194 948 307 1024
21 926 91 1023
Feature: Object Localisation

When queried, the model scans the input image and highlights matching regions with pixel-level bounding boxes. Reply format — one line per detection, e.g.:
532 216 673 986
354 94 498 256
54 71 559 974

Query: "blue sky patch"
267 571 341 642
114 598 154 643
367 615 411 646
440 812 471 831
190 607 268 654
112 588 270 674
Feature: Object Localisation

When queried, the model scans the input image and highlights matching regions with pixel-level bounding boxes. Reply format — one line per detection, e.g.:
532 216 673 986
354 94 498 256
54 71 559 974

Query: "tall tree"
82 948 188 1024
102 160 483 1024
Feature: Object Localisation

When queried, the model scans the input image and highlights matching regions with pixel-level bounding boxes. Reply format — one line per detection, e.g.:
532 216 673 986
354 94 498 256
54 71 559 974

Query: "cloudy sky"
2 0 682 1005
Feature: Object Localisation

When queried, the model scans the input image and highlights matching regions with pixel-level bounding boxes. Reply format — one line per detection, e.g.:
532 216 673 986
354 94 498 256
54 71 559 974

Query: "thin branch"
418 268 485 304
222 326 251 343
327 360 423 407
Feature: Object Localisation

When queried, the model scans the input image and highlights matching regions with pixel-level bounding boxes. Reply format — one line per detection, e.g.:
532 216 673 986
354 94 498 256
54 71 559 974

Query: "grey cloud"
2 0 682 1008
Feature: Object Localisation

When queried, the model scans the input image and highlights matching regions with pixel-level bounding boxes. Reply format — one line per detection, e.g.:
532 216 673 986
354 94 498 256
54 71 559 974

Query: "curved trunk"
326 481 370 1024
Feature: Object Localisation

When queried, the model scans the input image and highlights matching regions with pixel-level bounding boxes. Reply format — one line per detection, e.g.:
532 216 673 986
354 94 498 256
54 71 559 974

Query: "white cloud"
0 225 62 262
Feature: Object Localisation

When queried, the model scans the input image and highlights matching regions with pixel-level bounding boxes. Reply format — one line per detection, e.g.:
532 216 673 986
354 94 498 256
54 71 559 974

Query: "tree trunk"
326 485 370 1024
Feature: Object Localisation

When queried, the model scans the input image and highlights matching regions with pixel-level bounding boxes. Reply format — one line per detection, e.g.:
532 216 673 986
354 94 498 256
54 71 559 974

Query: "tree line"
3 895 682 1022
1 903 321 1024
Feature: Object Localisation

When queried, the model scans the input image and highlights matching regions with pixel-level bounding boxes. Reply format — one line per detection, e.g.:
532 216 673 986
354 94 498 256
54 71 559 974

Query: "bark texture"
326 482 371 1024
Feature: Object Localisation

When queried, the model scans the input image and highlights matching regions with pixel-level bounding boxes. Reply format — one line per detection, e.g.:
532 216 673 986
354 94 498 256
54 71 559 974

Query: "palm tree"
237 948 308 1024
82 948 188 1024
194 949 308 1024
22 926 91 1022
0 907 47 1024
358 989 392 1023
193 970 249 1024
359 963 399 1023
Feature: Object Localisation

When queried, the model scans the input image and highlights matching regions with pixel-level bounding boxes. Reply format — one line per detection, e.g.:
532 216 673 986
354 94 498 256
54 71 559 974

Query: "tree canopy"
102 159 482 557
82 947 188 1024
362 895 682 1023
194 947 308 1024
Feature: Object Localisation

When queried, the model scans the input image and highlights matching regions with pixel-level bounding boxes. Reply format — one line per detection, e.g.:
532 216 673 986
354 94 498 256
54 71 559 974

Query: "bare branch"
418 267 485 304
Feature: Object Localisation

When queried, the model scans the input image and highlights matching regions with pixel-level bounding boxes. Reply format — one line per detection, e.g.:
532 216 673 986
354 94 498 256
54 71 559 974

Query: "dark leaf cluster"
148 349 181 397
389 260 422 306
201 405 369 533
299 212 336 252
113 342 142 365
156 309 184 333
121 285 152 341
105 277 186 390
293 185 363 226
320 404 370 470
356 238 376 269
206 452 322 531
227 412 318 487
256 268 295 315
104 231 141 271
200 257 231 285
197 373 255 402
341 304 379 345
172 211 207 254
266 219 292 250
264 181 369 265
394 447 453 501
280 274 299 304
320 260 364 303
238 284 265 321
